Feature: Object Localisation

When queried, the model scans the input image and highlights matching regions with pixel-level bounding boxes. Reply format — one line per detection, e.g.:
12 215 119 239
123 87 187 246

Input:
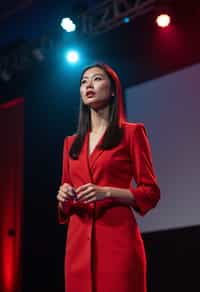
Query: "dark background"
0 1 200 291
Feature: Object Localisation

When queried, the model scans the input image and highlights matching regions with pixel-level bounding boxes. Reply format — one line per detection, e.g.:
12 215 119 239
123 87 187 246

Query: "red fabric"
0 98 24 292
58 122 160 292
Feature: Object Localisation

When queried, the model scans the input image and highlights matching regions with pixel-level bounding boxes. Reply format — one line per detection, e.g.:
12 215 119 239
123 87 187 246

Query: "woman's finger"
77 190 89 200
60 185 74 197
85 197 96 204
78 191 95 201
57 194 65 202
57 190 70 201
60 190 68 198
60 184 69 193
59 186 74 198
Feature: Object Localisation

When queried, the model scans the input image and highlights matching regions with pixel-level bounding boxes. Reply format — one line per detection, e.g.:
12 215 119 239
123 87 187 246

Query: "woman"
57 63 160 292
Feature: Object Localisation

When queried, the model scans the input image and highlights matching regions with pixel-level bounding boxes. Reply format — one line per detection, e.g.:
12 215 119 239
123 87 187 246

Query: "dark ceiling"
0 0 77 46
1 0 197 48
0 0 107 45
0 0 200 102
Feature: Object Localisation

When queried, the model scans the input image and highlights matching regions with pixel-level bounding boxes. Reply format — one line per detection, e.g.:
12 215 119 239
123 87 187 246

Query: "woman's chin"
87 100 110 110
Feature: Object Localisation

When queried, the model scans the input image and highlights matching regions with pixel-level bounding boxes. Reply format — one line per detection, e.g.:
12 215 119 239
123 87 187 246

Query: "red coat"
58 122 160 292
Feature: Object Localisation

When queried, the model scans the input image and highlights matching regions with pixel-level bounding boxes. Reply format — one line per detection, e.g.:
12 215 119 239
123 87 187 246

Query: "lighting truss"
0 37 52 82
78 0 157 35
0 0 33 22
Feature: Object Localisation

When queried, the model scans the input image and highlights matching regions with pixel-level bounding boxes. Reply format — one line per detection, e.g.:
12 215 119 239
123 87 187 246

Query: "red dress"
58 122 160 292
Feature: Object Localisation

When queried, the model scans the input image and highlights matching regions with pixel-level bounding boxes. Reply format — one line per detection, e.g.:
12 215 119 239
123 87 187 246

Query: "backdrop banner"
0 97 24 292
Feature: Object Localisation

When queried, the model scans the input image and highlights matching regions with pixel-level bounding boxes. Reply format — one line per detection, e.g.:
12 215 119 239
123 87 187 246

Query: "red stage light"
156 14 171 28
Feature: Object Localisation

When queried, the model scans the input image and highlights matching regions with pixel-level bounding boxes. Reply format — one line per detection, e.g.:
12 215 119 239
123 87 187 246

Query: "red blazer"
58 122 160 292
59 122 160 220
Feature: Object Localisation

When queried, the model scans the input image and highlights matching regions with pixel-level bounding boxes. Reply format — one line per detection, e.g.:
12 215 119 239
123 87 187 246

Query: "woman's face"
80 67 114 110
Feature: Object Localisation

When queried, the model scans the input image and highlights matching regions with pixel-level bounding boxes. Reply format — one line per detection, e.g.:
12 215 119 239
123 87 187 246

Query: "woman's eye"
81 80 87 84
94 76 102 81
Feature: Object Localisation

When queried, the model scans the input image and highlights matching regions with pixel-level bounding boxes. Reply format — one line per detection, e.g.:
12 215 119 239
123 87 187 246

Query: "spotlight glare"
66 50 79 63
123 17 130 24
61 17 76 32
156 14 171 28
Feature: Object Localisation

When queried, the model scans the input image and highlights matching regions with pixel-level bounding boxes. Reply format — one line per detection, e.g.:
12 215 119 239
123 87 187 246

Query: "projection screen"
126 63 200 233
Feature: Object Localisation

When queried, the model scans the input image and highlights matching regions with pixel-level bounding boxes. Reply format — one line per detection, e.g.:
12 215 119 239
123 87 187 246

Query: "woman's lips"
86 91 96 98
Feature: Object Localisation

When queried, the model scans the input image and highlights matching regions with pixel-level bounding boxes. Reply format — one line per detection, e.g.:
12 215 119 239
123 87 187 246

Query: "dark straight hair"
69 63 125 160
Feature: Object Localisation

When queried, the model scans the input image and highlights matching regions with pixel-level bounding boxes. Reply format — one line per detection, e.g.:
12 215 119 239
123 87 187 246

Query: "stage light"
61 18 76 32
123 17 130 24
0 70 11 82
156 14 171 28
32 48 45 62
66 50 79 63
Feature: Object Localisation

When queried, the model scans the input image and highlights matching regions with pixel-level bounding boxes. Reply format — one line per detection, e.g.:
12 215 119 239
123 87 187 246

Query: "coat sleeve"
58 136 73 224
129 123 160 216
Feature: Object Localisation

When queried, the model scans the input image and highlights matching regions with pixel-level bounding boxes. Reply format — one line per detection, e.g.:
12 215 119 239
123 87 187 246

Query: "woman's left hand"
75 183 108 204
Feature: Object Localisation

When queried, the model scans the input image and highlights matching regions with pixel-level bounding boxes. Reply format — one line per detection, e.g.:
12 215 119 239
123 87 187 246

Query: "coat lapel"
72 131 106 184
87 131 106 173
76 132 93 183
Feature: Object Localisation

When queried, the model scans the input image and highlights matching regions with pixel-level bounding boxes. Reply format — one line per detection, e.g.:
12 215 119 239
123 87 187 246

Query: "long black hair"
69 63 125 160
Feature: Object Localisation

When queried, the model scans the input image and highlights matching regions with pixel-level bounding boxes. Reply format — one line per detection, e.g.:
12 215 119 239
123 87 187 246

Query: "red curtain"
0 98 24 292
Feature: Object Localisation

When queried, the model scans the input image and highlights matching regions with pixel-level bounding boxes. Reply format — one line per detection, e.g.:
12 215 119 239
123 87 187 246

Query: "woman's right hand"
57 183 75 203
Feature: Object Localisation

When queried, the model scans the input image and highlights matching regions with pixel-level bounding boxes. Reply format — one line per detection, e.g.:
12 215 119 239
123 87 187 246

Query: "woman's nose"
86 79 94 88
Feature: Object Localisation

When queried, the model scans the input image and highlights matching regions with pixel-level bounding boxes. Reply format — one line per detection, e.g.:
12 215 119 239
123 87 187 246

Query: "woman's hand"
57 183 75 203
75 183 109 204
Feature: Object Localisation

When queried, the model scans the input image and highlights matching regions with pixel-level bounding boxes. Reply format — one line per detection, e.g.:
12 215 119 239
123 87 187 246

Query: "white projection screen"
125 63 200 233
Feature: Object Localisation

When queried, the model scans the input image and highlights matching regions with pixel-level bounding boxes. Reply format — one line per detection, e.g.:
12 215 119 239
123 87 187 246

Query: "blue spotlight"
66 50 79 64
123 17 130 24
61 17 76 32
